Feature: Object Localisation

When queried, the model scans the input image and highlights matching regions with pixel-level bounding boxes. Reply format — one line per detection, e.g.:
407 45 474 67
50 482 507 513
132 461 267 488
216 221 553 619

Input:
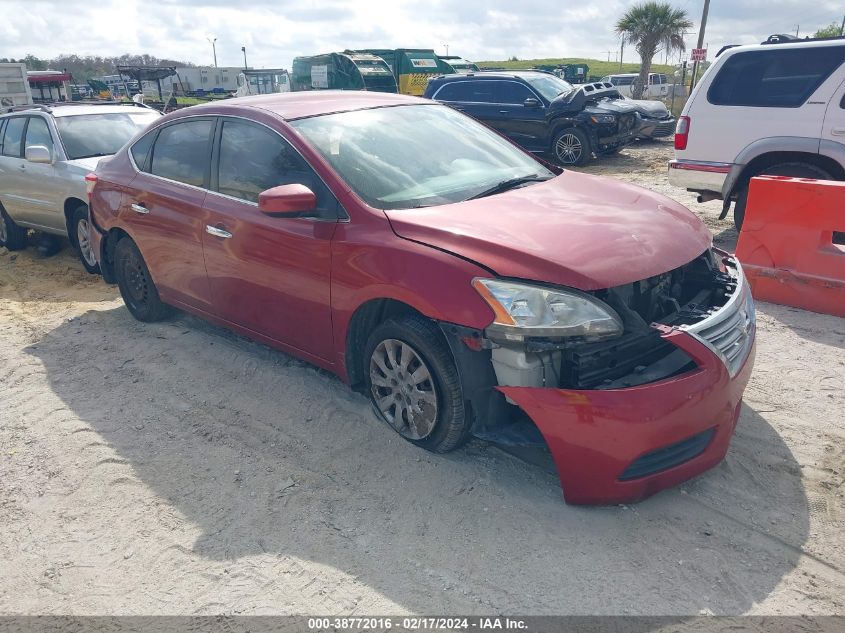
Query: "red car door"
201 118 339 363
121 118 215 312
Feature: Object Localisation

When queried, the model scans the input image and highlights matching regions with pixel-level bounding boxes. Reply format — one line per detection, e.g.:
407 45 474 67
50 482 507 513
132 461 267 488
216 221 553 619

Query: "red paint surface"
500 330 755 504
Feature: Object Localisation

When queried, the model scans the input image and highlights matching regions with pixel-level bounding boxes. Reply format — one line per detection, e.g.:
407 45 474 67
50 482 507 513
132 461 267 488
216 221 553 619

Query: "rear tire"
733 162 834 230
363 314 471 453
0 205 27 251
71 204 100 274
552 128 590 166
114 237 173 322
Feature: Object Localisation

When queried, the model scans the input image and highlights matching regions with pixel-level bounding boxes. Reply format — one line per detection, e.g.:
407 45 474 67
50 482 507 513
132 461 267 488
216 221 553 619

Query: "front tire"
0 205 27 251
552 128 590 166
733 162 834 230
71 204 100 274
114 237 173 322
364 315 471 453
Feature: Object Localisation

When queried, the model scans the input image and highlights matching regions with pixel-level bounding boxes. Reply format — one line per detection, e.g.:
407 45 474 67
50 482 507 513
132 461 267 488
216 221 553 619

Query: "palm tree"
616 2 693 99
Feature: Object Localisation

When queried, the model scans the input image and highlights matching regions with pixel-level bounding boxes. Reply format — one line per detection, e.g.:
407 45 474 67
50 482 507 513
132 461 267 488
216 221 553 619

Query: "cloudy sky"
1 0 843 68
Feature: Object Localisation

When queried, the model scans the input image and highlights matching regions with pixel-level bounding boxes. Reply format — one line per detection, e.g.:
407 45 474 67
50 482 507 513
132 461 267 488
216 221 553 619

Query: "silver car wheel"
369 338 438 440
76 217 96 267
555 132 583 165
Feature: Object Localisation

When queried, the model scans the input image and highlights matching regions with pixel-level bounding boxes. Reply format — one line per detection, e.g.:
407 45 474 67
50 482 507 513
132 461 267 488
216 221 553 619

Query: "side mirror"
523 98 541 109
25 145 52 164
258 184 317 217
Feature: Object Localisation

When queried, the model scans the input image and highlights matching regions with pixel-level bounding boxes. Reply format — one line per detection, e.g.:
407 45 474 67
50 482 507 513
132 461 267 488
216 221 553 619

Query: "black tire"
70 204 100 274
363 314 470 453
733 162 834 230
113 237 173 322
0 205 28 251
552 127 590 166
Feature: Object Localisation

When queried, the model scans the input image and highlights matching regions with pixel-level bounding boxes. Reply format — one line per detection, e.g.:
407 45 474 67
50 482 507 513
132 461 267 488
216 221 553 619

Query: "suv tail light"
674 116 690 150
85 173 97 198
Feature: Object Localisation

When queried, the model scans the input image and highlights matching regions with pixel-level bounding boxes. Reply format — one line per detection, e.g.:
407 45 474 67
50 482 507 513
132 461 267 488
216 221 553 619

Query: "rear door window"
708 45 845 107
1 117 25 158
24 117 54 152
149 119 214 187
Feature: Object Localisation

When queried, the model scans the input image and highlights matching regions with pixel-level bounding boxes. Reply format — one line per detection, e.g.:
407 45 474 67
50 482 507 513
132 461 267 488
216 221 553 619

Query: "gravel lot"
0 139 843 615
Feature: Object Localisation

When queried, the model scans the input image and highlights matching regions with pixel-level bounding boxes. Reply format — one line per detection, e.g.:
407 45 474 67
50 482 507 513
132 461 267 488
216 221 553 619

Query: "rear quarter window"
707 45 845 107
130 130 156 171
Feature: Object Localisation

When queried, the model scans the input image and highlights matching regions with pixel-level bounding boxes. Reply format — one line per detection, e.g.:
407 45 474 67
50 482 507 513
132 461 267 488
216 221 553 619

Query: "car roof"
1 104 161 118
184 90 427 120
433 70 548 81
721 37 845 56
49 105 162 118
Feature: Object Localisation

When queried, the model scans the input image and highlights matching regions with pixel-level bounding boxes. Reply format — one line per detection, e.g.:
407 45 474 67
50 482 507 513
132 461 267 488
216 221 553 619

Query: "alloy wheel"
76 218 97 267
369 338 439 440
555 133 583 165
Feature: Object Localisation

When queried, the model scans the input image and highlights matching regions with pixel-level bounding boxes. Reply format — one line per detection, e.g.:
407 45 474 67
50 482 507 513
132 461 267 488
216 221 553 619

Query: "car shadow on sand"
26 306 811 615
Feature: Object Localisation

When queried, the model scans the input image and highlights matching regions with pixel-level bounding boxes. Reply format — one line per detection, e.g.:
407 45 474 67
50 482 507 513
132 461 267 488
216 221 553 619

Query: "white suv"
668 37 845 228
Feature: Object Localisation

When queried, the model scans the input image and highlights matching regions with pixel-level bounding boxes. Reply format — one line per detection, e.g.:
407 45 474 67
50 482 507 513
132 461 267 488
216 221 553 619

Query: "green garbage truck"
438 56 480 72
291 52 397 93
356 49 452 96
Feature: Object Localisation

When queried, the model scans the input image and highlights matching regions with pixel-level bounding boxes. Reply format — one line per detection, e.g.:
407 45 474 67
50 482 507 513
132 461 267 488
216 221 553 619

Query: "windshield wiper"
467 174 551 200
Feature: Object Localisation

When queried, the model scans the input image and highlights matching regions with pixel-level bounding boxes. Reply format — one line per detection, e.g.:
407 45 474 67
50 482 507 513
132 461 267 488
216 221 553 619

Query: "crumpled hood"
626 99 671 118
384 171 712 290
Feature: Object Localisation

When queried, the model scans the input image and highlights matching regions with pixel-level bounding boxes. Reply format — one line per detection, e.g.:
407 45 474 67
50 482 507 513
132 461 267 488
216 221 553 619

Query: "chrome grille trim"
681 259 756 377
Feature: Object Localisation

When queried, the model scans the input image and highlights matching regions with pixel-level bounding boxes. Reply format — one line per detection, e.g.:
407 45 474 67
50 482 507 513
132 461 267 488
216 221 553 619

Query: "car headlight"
472 278 623 341
590 114 616 124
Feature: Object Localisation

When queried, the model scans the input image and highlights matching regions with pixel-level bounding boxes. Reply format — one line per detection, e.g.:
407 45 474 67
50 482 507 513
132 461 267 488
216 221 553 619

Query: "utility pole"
208 37 218 68
795 25 800 37
607 50 613 62
241 46 248 70
689 0 710 92
444 44 449 56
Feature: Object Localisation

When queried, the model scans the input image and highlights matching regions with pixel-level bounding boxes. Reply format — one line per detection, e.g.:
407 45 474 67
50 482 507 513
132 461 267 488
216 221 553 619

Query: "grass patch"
476 57 676 80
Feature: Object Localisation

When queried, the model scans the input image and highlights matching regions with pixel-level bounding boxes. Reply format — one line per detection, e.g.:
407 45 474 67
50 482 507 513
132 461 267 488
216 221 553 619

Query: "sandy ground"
0 140 843 616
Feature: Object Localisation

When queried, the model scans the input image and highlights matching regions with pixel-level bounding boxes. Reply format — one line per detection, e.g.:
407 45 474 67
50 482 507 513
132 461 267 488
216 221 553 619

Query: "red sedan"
88 92 755 504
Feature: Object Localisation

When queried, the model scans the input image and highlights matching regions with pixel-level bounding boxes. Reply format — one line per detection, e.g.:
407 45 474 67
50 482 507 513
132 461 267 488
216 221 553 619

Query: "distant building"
168 66 244 95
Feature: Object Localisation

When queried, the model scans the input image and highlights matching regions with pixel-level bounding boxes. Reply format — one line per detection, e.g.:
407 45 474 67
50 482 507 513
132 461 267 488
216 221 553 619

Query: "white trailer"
0 63 33 113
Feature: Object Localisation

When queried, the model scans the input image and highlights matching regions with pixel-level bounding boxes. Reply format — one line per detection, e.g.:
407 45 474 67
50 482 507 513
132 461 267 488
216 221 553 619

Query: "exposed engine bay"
487 249 736 391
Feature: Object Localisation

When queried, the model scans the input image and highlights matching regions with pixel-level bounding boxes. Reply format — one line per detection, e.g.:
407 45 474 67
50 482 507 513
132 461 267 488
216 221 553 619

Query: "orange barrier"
736 175 845 318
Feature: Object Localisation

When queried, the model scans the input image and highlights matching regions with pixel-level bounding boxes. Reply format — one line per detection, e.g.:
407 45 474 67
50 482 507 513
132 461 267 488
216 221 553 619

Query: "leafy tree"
815 22 844 38
616 2 692 99
23 54 48 71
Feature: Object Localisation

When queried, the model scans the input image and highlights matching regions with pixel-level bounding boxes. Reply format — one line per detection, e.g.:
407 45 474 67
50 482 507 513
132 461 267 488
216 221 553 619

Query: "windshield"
291 104 553 210
56 111 161 160
524 74 574 101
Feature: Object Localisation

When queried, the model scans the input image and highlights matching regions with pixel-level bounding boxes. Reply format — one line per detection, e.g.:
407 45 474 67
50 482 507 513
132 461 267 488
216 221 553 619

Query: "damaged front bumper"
444 253 756 505
500 326 754 504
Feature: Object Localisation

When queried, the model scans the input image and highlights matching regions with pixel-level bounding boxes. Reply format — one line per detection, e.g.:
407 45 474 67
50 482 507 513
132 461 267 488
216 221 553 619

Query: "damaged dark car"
424 71 640 165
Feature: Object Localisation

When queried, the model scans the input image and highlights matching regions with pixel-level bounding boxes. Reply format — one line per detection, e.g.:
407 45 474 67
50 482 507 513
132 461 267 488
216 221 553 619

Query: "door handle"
832 127 845 136
498 110 509 114
206 225 232 239
130 203 149 215
19 164 26 170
